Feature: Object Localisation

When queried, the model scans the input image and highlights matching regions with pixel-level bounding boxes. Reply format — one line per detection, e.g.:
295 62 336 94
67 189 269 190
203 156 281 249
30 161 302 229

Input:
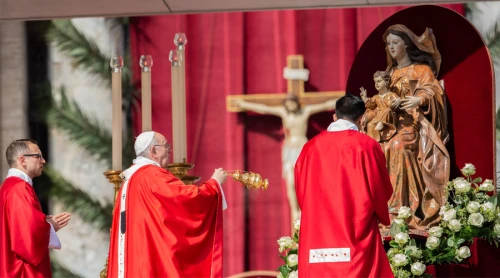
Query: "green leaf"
488 195 497 206
278 265 290 277
447 238 455 247
472 177 482 184
390 222 402 238
389 241 399 248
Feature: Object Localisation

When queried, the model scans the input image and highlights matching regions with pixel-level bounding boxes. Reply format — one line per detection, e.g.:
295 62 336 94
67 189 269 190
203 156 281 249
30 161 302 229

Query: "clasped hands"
46 212 71 232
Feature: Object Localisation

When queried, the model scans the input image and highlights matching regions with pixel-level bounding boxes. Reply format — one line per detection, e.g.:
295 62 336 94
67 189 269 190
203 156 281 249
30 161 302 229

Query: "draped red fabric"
129 5 464 275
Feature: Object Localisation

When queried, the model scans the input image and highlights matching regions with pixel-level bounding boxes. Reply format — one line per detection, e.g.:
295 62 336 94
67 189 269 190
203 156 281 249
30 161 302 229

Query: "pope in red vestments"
0 139 71 278
295 95 394 277
107 131 228 278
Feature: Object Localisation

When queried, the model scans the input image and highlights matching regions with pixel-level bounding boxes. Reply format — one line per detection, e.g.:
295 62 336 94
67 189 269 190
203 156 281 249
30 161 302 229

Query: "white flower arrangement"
277 163 498 278
276 221 300 277
387 163 499 278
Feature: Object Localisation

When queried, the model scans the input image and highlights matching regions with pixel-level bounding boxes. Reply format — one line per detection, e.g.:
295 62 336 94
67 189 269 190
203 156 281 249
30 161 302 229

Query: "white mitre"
134 131 156 156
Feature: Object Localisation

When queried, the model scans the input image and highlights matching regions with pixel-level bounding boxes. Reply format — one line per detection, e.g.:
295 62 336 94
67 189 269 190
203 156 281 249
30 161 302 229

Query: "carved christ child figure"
235 96 336 222
360 70 401 145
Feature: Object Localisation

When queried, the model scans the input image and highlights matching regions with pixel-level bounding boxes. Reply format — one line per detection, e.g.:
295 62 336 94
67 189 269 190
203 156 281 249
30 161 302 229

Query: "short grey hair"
6 139 37 167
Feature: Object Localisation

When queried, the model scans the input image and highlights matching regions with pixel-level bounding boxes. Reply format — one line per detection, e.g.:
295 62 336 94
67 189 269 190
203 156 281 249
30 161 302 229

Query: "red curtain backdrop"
129 4 464 276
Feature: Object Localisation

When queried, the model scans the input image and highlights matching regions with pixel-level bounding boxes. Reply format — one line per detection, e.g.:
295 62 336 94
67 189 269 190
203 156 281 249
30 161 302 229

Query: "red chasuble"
295 130 393 277
107 165 223 278
0 177 52 278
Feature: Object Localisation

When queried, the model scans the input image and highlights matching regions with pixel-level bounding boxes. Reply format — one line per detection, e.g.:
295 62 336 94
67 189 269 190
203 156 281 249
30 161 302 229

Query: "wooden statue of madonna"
362 24 450 231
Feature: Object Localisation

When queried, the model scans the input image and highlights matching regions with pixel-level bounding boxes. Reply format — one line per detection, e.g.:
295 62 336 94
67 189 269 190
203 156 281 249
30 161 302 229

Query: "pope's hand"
47 212 71 232
211 168 228 185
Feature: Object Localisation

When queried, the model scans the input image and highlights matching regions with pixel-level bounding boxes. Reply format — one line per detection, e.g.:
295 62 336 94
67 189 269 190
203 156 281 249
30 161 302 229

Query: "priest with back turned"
107 131 228 278
295 94 394 277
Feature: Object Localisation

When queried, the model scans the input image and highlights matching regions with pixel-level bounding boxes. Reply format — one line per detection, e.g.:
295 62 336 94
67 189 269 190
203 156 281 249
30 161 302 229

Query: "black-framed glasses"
23 153 44 160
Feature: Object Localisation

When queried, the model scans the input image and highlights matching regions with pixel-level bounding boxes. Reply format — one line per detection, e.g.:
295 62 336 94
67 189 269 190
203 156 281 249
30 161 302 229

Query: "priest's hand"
211 168 228 185
47 212 71 232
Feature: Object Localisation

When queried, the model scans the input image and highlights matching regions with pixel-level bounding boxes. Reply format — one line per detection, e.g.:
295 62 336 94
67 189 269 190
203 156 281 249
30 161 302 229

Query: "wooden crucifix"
226 54 344 223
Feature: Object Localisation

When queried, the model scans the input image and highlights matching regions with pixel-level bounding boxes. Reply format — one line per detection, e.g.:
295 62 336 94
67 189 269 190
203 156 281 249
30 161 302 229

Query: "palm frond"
47 87 113 167
51 257 82 278
484 18 500 62
43 165 113 231
47 20 110 83
465 3 479 16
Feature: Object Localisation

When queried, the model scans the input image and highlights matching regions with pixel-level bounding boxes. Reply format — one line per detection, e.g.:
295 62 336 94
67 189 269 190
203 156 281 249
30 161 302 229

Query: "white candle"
140 55 153 132
169 50 182 163
174 33 188 162
110 56 123 170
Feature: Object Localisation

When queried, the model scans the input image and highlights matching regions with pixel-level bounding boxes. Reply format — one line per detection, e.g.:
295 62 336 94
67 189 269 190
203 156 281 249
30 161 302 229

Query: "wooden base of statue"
167 160 200 185
100 170 123 278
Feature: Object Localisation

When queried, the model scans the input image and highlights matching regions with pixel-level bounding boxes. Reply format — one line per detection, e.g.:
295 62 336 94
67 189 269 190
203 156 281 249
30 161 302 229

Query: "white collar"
6 168 33 186
122 156 161 181
132 156 160 167
327 119 359 132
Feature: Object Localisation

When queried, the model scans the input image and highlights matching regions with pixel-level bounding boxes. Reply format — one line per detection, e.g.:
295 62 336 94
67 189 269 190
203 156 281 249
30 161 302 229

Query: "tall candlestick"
169 50 183 163
174 33 187 161
110 56 123 170
140 55 153 132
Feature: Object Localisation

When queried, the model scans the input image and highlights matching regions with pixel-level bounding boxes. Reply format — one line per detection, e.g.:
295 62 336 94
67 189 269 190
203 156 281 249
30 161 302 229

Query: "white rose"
397 206 412 219
393 218 405 225
428 226 443 237
287 254 298 267
493 224 500 236
481 202 496 213
468 213 485 227
277 237 294 252
467 202 480 214
404 246 422 259
425 236 440 250
479 179 495 192
288 271 298 278
277 273 284 278
454 178 471 194
386 248 398 258
456 246 471 259
410 262 426 276
392 254 409 267
448 219 462 232
443 209 457 222
461 163 476 176
293 220 301 231
439 206 447 216
394 232 410 245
